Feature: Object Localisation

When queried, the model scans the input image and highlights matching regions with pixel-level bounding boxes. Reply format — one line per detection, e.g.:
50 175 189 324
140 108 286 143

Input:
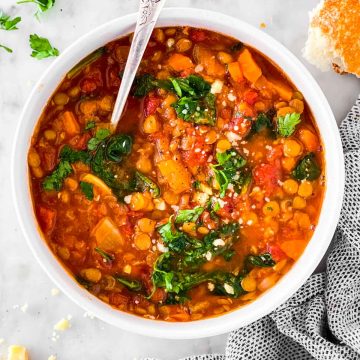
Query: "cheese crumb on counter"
54 318 71 331
20 304 28 313
7 345 29 360
48 356 57 360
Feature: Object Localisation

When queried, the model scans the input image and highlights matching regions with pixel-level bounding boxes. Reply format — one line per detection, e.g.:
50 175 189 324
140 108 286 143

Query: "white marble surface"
0 0 359 359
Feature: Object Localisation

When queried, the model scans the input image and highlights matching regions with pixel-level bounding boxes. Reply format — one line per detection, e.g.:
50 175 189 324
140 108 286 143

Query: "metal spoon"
110 0 167 130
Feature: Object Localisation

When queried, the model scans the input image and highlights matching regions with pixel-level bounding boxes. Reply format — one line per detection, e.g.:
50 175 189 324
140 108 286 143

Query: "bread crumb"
51 288 60 296
260 22 266 28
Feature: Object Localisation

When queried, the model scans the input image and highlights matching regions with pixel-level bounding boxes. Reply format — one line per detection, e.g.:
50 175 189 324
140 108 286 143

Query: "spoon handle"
110 0 167 129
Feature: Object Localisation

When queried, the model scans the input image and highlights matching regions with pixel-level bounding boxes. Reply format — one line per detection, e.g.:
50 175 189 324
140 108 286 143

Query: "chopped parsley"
29 34 59 59
87 128 111 151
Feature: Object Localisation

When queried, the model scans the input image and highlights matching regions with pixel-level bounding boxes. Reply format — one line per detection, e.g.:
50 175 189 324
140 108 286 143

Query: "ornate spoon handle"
110 0 167 130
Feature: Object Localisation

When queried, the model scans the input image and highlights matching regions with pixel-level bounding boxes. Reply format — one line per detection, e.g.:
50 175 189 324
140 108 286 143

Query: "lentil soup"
28 27 325 321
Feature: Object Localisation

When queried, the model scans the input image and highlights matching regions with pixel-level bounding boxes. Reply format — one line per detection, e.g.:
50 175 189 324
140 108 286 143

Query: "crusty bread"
303 0 360 77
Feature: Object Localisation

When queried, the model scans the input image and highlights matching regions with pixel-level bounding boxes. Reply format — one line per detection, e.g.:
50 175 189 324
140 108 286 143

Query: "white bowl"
12 8 344 339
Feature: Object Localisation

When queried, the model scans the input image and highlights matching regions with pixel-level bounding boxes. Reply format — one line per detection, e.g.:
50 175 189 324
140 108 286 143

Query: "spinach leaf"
29 34 59 59
211 148 248 197
133 73 216 125
42 160 72 191
158 219 189 253
43 134 133 197
0 12 21 30
134 171 160 198
277 112 301 137
115 275 142 291
247 253 275 267
292 153 321 181
106 134 132 162
75 275 92 289
175 206 204 224
133 74 172 97
67 47 105 79
0 44 12 53
230 42 244 52
94 247 114 263
79 181 94 200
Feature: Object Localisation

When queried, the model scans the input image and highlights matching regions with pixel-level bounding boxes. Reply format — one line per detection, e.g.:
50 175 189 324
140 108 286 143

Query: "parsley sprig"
17 0 55 16
0 11 21 30
277 112 301 137
29 34 59 59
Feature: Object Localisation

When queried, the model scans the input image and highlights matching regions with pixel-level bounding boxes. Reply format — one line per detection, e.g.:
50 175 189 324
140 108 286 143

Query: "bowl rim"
11 7 345 339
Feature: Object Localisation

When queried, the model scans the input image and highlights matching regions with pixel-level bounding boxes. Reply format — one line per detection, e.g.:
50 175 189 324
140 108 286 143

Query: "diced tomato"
38 206 56 233
190 29 207 42
267 244 286 262
120 221 134 238
266 145 283 163
200 211 218 230
144 95 161 117
181 136 210 167
41 146 56 172
109 293 129 307
229 114 252 137
253 163 281 195
68 133 91 150
80 68 103 93
217 197 235 219
180 68 195 78
243 90 259 105
151 288 167 303
220 108 232 120
80 79 97 93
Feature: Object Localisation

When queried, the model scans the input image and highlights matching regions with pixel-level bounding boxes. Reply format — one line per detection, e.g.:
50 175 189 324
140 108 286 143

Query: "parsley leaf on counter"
0 44 13 53
29 34 59 59
0 12 21 30
79 181 94 200
17 0 55 15
277 112 301 137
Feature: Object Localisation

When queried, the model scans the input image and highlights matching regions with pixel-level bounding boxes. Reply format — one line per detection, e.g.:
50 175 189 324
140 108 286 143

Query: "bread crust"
310 0 360 77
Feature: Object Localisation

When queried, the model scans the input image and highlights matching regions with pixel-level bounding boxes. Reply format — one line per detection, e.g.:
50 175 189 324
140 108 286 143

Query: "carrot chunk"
157 159 191 194
92 217 124 252
167 53 194 72
61 111 80 136
228 61 244 82
267 77 293 101
238 48 262 84
280 240 307 260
